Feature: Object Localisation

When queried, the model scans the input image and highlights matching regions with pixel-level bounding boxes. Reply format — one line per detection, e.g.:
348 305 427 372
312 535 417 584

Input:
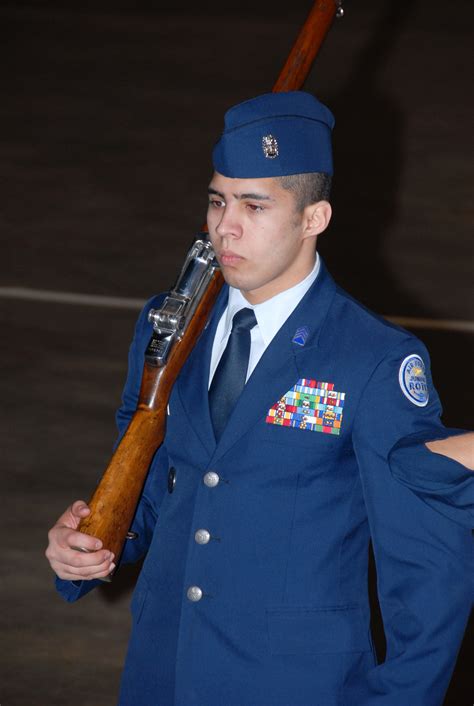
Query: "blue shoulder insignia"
399 354 429 407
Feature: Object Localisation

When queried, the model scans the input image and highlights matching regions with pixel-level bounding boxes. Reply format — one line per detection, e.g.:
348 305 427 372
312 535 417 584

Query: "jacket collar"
176 258 337 461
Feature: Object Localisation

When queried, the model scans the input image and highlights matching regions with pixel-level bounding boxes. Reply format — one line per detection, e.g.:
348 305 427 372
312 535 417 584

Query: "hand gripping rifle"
76 0 345 574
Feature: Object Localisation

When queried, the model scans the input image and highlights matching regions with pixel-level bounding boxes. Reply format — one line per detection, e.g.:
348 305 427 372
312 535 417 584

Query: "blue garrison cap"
212 91 335 178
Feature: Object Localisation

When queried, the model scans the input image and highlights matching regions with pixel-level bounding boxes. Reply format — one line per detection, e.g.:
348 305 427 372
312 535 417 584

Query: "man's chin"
220 267 244 289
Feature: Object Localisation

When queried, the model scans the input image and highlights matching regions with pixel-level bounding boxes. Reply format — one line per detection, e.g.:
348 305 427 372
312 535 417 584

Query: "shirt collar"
224 253 320 346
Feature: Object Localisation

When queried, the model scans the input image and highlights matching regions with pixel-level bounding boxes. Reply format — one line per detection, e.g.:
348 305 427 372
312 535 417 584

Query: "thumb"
60 500 91 529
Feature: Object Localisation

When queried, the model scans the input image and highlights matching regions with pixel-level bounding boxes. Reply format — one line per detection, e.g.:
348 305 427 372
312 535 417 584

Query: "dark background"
1 1 472 704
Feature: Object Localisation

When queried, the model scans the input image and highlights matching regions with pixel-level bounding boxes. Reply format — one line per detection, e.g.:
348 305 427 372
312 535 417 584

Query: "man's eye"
209 199 224 208
247 203 264 212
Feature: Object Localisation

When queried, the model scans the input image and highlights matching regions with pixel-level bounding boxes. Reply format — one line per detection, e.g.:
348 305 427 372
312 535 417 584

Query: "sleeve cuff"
55 575 101 602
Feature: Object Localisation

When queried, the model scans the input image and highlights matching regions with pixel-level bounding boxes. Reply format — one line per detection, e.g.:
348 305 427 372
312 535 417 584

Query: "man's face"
207 172 316 304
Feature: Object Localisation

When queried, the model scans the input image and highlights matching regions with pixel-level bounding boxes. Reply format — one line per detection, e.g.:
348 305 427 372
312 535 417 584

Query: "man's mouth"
219 250 243 266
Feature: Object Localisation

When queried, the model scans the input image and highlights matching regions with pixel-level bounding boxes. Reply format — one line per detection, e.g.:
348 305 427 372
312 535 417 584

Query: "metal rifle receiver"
145 237 219 367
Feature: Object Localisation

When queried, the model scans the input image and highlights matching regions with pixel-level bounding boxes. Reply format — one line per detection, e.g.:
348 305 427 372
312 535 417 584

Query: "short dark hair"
277 172 332 211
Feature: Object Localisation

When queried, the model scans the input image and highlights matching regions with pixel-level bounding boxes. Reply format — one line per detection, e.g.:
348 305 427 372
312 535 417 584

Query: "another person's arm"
426 431 474 469
389 429 474 528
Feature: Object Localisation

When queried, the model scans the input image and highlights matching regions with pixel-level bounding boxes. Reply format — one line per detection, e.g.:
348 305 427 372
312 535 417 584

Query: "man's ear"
302 200 332 239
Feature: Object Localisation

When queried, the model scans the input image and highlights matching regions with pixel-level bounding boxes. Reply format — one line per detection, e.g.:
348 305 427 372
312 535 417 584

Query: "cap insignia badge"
262 134 279 159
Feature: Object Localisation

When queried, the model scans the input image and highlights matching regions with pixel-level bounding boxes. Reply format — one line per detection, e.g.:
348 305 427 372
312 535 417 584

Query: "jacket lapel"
175 285 228 457
211 260 337 463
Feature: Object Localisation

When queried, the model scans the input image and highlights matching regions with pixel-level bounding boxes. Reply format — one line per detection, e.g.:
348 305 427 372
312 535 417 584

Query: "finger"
70 548 115 569
51 544 114 568
53 560 116 581
52 501 93 534
70 500 91 519
64 500 93 533
66 503 104 549
47 525 101 556
46 530 113 564
56 557 116 580
66 527 104 552
50 550 114 573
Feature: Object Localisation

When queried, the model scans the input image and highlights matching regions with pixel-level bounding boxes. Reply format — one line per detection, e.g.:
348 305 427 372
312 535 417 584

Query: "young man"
46 91 472 706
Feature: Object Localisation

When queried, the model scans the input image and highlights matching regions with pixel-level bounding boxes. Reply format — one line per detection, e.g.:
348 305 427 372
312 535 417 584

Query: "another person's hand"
45 500 115 580
426 432 474 470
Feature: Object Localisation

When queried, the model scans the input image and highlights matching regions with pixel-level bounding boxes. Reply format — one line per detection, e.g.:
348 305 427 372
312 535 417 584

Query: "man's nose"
215 206 242 239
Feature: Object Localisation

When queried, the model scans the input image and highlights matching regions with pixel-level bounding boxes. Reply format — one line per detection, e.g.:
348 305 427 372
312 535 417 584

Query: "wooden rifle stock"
77 270 224 561
77 0 342 569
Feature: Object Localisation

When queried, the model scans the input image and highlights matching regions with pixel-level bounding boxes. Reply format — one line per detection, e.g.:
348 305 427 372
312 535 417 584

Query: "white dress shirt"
209 254 321 387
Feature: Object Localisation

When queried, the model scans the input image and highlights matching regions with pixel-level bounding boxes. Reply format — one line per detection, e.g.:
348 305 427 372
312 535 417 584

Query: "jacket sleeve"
56 294 167 602
352 337 473 705
113 293 168 566
389 429 474 529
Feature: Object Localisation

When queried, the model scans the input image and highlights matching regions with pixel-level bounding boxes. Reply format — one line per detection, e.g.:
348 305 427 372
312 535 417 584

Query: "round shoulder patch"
398 354 429 407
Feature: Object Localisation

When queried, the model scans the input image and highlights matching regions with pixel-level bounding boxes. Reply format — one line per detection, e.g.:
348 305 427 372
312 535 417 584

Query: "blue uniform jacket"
57 260 472 706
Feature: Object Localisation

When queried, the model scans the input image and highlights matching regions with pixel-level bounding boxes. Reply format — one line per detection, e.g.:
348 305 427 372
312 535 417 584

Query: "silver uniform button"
187 585 203 602
195 529 211 545
203 471 219 488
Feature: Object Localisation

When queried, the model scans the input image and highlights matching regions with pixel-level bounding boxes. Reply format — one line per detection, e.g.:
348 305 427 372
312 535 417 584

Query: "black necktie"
209 307 257 441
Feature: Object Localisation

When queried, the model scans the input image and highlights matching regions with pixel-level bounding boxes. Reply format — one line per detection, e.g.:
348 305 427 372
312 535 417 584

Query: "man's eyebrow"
208 187 224 198
207 187 274 201
239 192 274 201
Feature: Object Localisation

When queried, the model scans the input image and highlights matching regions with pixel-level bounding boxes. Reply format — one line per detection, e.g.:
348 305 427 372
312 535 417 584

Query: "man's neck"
239 253 319 306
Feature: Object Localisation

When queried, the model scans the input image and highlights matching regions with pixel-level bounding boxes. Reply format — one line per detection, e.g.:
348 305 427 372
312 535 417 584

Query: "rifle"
76 0 344 574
